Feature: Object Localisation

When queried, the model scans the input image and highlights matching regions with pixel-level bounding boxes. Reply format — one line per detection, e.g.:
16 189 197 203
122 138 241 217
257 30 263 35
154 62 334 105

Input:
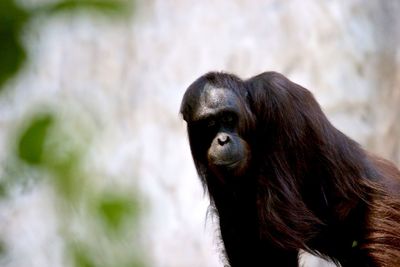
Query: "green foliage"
39 0 132 16
0 0 145 266
0 0 29 89
17 114 54 165
10 111 148 267
97 193 139 233
72 247 97 267
0 240 6 257
0 0 132 92
0 182 6 199
51 156 82 200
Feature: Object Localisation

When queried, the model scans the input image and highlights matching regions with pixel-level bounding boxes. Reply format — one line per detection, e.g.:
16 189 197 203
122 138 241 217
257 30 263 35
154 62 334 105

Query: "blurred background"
0 1 399 267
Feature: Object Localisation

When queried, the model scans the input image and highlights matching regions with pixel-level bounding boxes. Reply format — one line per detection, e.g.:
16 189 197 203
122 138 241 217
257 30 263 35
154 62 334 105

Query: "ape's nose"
217 134 230 146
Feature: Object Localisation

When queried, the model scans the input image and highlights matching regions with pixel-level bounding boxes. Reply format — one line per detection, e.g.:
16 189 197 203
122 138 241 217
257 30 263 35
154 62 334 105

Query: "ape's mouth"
213 159 241 169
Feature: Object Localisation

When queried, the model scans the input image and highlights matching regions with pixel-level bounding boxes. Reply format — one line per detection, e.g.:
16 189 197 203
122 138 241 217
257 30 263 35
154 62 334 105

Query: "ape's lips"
212 159 241 168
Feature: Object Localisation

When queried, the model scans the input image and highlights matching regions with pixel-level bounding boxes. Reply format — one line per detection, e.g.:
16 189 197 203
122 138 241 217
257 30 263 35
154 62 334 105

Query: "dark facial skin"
182 84 250 178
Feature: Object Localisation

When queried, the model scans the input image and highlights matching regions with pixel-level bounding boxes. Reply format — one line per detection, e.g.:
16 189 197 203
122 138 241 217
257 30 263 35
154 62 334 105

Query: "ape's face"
181 84 251 178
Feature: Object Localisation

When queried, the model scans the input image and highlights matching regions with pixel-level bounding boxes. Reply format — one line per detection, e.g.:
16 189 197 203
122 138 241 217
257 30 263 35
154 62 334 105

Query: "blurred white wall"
0 1 399 267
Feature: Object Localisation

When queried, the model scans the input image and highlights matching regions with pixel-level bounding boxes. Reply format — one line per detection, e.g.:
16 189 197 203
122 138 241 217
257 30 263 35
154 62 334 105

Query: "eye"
221 112 237 126
222 115 233 123
207 119 216 128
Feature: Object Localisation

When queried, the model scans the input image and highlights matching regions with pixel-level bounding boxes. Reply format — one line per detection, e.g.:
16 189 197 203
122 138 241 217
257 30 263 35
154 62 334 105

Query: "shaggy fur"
180 71 400 267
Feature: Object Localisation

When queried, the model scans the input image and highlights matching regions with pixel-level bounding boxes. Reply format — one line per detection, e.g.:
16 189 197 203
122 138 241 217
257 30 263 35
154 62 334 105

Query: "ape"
180 72 400 267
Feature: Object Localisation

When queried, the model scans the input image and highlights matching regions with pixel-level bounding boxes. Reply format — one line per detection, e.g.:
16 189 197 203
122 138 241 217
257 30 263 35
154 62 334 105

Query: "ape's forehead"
192 84 239 121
